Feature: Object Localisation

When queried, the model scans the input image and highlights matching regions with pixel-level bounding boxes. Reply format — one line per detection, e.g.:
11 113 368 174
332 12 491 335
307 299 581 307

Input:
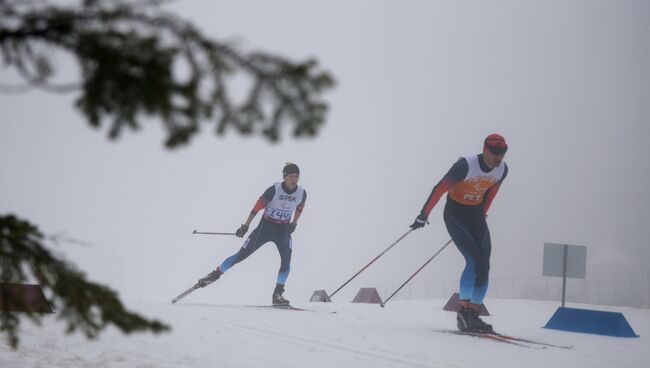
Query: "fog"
2 0 649 306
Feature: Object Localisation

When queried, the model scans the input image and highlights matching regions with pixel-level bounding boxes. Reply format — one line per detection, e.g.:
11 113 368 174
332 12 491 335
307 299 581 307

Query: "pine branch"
0 0 336 148
0 214 170 349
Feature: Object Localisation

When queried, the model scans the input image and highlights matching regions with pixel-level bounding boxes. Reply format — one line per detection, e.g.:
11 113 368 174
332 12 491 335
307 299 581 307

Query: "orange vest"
448 155 506 206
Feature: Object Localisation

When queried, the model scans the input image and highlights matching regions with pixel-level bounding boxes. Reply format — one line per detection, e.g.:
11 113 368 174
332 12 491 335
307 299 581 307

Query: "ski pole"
192 230 237 236
328 229 414 300
380 238 452 307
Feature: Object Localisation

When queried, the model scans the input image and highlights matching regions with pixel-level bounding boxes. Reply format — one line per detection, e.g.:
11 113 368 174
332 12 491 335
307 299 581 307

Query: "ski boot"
197 268 222 288
272 283 290 306
467 302 493 333
457 304 474 332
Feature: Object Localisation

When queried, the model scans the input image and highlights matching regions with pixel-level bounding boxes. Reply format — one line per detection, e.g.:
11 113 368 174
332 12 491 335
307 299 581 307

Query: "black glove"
288 222 297 234
235 224 249 238
409 214 428 230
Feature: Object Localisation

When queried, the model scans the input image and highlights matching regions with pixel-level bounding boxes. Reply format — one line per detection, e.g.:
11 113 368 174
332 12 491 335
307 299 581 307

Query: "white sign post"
542 243 587 307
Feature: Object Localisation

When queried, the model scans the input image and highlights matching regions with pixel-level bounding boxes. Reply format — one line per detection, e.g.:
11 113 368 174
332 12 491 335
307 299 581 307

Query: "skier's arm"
243 212 257 227
420 158 468 217
410 159 466 229
288 191 306 234
245 185 276 226
291 190 307 225
482 164 508 215
292 210 303 225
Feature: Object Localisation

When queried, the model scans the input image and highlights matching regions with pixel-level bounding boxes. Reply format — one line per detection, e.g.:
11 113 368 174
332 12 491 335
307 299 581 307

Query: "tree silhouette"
0 215 170 349
0 0 335 147
0 0 335 349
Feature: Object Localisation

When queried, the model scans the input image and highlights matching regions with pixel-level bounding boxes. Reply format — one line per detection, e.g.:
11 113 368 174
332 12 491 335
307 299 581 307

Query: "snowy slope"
2 298 649 368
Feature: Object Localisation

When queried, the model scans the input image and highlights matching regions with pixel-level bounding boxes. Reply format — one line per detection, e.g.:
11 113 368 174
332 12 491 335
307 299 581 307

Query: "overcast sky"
2 0 649 305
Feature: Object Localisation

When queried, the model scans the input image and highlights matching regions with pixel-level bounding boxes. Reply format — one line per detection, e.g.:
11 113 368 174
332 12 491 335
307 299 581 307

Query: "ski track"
2 299 649 368
199 315 435 368
172 302 564 368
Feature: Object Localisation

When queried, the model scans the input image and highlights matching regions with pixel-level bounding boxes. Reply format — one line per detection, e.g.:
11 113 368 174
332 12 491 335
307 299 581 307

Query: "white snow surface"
2 298 649 368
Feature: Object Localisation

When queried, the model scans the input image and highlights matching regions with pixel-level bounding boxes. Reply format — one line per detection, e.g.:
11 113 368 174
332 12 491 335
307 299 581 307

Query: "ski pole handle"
380 238 452 307
192 230 237 236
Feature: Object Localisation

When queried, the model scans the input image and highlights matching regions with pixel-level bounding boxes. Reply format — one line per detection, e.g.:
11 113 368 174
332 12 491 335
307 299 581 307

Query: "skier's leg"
219 224 269 273
464 218 493 332
444 210 486 331
444 210 480 301
275 235 293 285
197 223 271 288
271 232 292 305
468 220 491 305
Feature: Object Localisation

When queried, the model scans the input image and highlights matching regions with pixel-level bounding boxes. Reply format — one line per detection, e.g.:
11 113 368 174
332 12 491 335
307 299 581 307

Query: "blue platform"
544 307 639 337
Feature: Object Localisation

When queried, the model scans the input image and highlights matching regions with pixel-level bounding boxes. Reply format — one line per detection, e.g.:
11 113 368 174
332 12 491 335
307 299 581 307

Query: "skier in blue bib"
197 163 307 306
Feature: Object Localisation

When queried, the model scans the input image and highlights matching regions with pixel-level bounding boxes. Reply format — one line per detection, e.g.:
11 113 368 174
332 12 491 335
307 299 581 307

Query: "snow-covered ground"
2 298 649 368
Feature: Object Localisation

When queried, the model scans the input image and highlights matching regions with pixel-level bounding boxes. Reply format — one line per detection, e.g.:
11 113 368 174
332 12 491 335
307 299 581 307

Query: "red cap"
484 134 508 154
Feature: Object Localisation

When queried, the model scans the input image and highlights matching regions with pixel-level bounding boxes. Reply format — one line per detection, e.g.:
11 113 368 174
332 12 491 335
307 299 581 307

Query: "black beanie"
283 163 300 177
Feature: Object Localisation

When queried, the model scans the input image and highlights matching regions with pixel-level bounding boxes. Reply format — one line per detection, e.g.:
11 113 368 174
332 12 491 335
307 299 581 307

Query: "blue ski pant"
443 206 492 305
218 219 292 285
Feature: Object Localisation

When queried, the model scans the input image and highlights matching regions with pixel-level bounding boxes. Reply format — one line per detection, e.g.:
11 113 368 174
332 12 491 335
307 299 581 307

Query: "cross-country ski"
249 304 337 314
171 283 201 304
433 329 573 349
436 329 546 349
